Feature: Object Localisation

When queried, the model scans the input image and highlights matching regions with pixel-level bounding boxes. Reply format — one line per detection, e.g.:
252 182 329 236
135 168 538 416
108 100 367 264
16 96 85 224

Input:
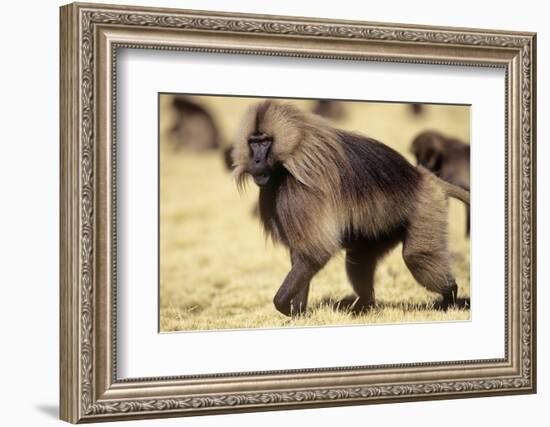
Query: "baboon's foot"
440 281 458 311
349 296 375 315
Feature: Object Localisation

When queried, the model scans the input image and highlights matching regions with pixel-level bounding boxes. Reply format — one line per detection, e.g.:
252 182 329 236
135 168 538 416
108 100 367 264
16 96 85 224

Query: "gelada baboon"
169 96 220 151
312 100 346 121
411 131 470 235
409 103 424 115
232 101 470 317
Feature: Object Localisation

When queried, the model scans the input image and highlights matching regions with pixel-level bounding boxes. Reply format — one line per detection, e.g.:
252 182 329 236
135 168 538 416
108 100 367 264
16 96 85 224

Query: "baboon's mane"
233 100 421 262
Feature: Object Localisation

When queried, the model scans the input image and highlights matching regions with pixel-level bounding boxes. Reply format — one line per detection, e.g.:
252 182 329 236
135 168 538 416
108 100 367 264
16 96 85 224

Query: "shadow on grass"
313 294 471 315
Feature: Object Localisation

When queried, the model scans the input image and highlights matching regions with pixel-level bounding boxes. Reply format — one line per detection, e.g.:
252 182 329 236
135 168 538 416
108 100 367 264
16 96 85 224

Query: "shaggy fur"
233 101 470 316
411 130 470 235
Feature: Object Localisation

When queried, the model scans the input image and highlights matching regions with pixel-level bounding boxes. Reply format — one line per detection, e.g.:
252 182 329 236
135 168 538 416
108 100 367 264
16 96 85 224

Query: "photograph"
159 94 471 332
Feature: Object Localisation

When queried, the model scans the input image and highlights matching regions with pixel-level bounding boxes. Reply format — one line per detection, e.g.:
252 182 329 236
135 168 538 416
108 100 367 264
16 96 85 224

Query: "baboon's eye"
249 133 270 142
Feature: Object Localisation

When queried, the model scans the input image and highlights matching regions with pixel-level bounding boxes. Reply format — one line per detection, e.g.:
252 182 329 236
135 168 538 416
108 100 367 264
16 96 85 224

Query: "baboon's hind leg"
346 238 400 312
402 209 458 309
345 249 377 311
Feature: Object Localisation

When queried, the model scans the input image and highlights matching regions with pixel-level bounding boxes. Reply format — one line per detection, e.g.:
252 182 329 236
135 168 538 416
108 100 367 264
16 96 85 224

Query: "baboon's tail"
436 177 470 205
418 166 470 205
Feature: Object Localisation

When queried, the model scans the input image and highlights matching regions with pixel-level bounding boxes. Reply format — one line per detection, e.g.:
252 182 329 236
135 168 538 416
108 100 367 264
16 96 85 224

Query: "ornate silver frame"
60 2 536 423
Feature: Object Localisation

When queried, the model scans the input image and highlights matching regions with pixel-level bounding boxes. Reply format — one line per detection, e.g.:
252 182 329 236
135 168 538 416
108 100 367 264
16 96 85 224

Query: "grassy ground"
159 96 470 332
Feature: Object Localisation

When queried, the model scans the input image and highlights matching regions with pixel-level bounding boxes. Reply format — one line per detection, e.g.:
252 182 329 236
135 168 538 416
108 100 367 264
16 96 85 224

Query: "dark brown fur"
169 96 220 151
233 101 470 316
411 130 470 235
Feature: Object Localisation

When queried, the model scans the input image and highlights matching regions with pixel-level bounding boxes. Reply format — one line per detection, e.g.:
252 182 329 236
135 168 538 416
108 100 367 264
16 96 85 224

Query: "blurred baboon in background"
312 100 346 121
169 96 220 151
411 130 470 235
409 103 424 116
233 101 470 316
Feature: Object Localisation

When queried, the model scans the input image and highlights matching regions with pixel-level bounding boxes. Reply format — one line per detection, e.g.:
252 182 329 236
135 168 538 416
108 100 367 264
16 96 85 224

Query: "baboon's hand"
273 290 292 317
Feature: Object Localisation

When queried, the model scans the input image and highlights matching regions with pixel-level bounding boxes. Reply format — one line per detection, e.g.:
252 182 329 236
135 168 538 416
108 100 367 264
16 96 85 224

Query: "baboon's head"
410 131 445 173
245 131 277 187
232 101 305 188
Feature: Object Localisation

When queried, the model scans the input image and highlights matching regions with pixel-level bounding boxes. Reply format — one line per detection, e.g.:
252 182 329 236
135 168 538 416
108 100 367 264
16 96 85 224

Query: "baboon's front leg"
287 250 311 316
290 283 310 316
273 254 323 317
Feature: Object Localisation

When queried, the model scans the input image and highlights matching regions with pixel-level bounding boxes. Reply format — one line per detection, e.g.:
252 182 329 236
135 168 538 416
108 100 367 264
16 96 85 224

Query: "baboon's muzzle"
248 133 273 186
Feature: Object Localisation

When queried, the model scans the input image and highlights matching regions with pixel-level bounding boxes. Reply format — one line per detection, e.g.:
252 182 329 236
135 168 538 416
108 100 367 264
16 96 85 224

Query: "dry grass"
159 96 470 332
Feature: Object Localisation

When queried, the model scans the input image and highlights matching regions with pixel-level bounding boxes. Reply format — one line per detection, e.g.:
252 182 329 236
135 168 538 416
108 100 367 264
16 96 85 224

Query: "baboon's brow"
254 101 271 133
248 133 272 143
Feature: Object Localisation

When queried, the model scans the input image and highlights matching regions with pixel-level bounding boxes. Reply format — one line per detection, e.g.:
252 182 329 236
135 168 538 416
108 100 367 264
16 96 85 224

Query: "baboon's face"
246 132 277 187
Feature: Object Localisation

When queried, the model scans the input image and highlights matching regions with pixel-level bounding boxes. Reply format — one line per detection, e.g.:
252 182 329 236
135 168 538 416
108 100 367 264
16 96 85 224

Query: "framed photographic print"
59 2 537 423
